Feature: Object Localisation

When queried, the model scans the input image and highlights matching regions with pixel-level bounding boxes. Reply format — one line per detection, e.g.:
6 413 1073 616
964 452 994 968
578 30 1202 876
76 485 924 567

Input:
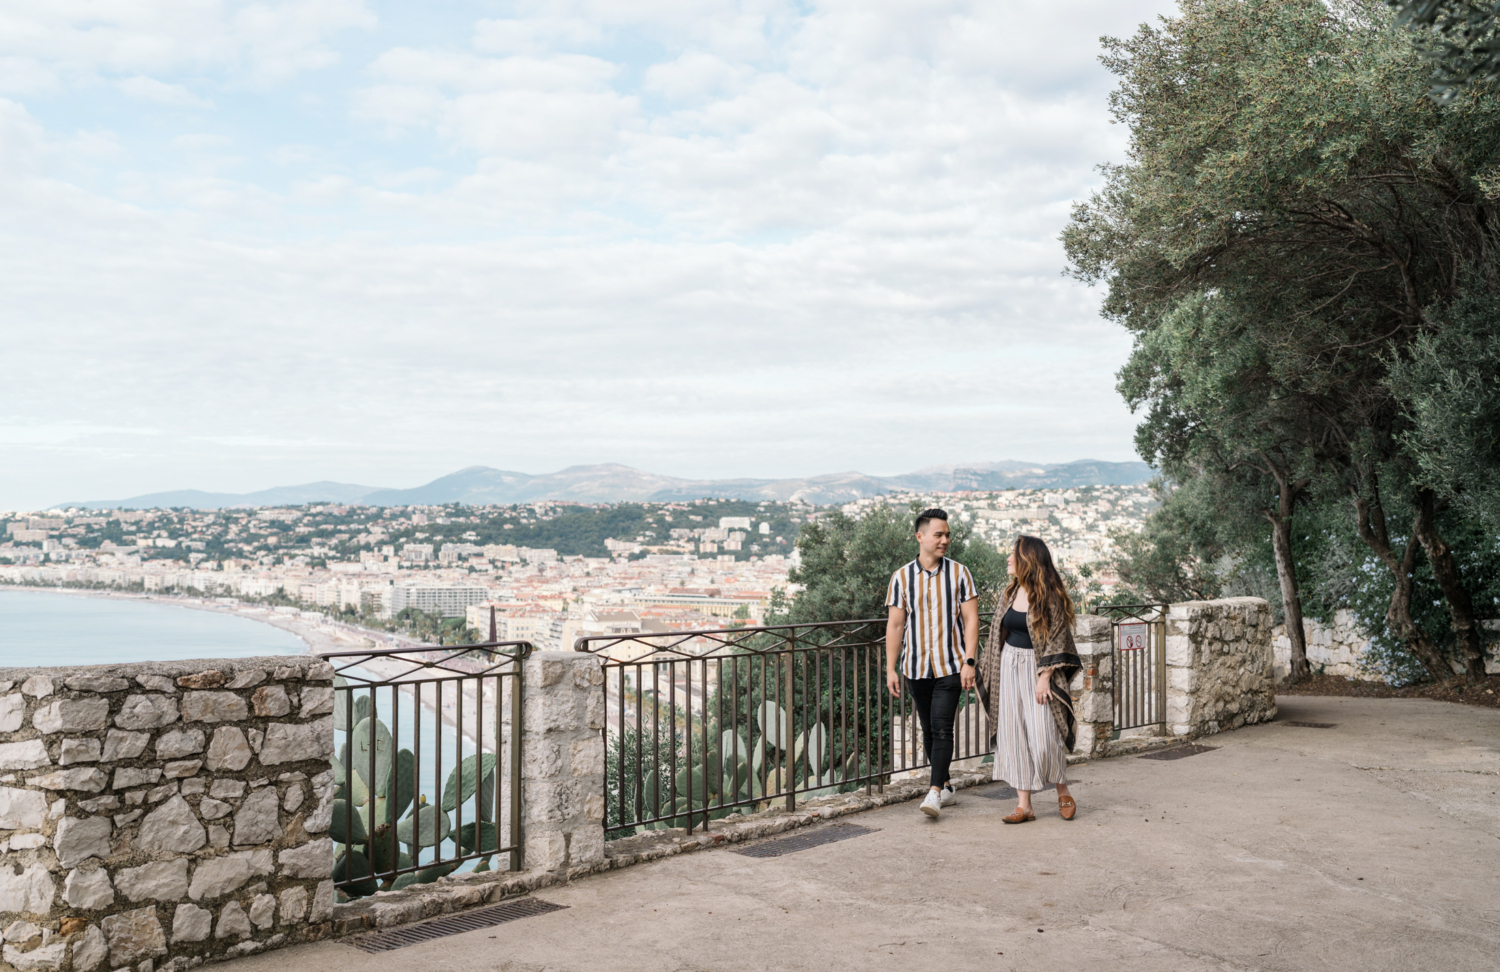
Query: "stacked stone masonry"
1271 612 1500 681
0 658 336 972
520 652 605 875
1166 598 1278 736
1068 615 1113 758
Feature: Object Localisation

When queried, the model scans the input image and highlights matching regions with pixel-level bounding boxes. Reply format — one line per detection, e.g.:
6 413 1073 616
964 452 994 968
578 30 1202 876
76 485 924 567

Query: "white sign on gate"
1118 622 1149 652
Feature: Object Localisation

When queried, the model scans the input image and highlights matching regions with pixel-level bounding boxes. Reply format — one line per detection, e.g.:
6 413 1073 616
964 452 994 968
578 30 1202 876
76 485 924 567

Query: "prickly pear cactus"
332 689 498 900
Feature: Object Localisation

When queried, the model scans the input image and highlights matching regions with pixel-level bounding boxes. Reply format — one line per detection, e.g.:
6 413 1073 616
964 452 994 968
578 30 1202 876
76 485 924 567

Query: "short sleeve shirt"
886 557 977 679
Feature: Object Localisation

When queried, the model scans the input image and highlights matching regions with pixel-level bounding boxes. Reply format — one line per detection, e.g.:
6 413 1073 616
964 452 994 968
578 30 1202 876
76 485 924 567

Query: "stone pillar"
1166 597 1277 737
1070 615 1113 757
0 657 335 972
520 652 605 877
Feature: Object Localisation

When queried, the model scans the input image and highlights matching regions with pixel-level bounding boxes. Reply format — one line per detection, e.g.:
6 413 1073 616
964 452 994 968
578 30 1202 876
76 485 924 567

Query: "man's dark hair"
914 508 948 533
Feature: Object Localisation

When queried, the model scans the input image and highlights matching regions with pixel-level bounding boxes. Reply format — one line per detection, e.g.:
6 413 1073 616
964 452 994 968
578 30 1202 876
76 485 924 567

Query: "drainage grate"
1282 721 1337 729
1139 743 1218 761
733 823 877 858
347 898 568 952
973 784 1020 800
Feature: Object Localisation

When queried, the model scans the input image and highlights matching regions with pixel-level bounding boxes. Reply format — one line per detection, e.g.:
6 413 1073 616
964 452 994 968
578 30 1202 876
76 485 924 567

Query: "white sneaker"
940 785 958 807
920 789 942 818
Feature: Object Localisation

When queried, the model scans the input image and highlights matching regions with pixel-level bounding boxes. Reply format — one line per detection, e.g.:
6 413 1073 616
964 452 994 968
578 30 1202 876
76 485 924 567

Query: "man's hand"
1035 674 1053 706
887 669 902 698
960 662 976 690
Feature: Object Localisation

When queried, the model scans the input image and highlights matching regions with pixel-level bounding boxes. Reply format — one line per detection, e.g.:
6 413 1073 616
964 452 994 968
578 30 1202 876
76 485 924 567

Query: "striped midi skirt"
993 647 1069 791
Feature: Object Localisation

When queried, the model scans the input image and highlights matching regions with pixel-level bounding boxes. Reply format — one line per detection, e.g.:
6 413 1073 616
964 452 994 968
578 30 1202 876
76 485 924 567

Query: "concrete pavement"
231 695 1500 972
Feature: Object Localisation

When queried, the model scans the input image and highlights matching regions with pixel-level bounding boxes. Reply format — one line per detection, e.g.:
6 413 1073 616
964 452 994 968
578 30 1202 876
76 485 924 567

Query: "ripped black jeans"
906 673 962 789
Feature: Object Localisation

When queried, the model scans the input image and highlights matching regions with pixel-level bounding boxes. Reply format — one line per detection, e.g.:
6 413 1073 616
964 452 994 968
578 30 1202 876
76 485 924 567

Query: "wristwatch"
964 657 976 667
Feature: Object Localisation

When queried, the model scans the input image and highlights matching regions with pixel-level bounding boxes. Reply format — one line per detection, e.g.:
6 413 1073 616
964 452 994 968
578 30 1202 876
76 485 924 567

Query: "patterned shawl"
976 587 1083 752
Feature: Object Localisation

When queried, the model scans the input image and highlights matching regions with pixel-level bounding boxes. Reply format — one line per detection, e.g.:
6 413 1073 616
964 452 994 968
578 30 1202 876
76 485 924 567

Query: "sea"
0 589 308 668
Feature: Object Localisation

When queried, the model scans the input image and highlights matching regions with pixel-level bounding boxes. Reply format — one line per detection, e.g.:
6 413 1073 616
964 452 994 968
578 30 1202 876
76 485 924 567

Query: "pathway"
233 695 1500 972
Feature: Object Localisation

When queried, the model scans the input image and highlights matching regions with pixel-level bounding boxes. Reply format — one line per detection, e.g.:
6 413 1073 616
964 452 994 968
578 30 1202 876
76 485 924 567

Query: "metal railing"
321 639 531 897
1099 603 1167 732
576 616 995 837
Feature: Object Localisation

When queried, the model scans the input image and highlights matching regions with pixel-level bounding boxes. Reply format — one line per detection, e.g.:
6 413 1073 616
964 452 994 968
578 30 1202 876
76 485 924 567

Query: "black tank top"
1003 607 1032 649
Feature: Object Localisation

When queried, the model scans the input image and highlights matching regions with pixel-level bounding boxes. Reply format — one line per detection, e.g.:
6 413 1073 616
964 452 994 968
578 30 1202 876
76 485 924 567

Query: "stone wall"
1069 615 1113 757
0 658 336 972
1166 598 1277 737
1271 610 1369 681
1272 613 1500 681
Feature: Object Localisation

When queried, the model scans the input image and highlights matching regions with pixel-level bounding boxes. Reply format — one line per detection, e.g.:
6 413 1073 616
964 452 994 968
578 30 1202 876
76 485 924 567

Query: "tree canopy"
1069 0 1500 683
1389 1 1500 100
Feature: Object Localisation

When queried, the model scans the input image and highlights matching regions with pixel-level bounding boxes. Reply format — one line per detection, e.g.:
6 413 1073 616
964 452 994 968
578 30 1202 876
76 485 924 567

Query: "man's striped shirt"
886 557 978 679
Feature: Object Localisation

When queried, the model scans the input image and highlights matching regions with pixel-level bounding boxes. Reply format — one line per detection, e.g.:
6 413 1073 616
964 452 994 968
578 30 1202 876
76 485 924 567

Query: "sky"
0 0 1179 511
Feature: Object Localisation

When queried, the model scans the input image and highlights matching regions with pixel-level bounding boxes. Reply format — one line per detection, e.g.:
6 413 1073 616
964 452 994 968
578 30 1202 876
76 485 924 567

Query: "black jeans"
906 673 962 789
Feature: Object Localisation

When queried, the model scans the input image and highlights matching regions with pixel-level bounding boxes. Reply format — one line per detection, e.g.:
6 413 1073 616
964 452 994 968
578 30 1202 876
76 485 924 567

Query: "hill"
60 459 1154 510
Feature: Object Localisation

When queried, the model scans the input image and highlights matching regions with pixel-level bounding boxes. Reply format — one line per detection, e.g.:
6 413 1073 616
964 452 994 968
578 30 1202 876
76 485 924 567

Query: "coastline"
2 584 501 745
0 584 416 658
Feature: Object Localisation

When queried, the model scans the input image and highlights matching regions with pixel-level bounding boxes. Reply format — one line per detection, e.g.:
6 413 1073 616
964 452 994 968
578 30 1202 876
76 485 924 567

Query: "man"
886 508 980 818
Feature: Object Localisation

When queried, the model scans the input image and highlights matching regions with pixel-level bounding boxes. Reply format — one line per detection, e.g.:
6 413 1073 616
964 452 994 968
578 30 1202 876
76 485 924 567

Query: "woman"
977 535 1082 822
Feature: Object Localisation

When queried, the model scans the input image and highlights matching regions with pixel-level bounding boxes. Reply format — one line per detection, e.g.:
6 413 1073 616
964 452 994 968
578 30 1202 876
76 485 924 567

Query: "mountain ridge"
59 459 1154 510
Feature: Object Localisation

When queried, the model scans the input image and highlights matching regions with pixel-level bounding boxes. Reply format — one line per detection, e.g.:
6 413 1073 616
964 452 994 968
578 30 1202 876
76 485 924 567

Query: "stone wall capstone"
0 657 335 972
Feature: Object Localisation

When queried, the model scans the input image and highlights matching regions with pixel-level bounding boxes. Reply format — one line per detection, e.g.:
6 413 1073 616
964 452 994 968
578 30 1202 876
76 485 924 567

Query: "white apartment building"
385 583 494 618
439 543 483 564
401 544 434 562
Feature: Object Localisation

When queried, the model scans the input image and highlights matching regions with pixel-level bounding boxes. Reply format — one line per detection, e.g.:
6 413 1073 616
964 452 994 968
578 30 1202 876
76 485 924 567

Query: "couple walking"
885 508 1080 823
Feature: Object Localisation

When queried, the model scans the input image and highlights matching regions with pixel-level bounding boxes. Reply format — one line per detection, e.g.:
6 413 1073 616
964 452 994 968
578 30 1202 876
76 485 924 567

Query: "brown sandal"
1002 807 1036 824
1058 794 1076 821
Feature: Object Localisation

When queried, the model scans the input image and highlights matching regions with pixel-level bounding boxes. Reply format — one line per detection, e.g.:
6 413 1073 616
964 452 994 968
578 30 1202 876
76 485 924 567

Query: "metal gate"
1101 604 1166 732
322 638 530 898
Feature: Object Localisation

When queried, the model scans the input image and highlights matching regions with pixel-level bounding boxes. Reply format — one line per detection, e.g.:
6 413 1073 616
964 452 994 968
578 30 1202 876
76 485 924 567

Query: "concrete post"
520 652 605 877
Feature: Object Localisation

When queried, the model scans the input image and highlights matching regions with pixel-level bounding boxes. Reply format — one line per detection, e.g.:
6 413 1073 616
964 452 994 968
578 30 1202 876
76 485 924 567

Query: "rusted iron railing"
576 616 995 838
320 639 531 896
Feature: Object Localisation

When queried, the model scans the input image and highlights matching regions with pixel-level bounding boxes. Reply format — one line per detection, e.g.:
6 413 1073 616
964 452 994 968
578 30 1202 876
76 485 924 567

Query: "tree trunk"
1257 455 1309 680
1412 488 1490 683
1266 508 1309 680
1349 488 1452 682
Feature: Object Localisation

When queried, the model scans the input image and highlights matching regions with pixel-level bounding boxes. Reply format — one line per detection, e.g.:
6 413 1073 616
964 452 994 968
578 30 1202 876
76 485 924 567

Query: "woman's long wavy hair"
1003 535 1075 645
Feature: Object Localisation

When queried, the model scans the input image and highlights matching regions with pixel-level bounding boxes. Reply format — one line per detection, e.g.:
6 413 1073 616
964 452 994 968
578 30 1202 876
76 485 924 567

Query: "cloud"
642 53 753 101
355 49 633 161
170 133 233 151
0 0 1179 509
472 16 605 55
0 0 376 90
118 75 212 108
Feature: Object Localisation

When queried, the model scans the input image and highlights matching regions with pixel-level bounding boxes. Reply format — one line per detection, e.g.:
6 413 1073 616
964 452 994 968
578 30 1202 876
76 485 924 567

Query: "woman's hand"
1035 674 1053 706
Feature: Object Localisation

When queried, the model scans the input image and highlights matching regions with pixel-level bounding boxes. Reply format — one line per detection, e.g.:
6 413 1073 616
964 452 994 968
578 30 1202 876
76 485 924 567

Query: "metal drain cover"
348 898 568 952
733 823 877 858
1139 744 1218 760
1282 721 1337 728
973 784 1019 800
